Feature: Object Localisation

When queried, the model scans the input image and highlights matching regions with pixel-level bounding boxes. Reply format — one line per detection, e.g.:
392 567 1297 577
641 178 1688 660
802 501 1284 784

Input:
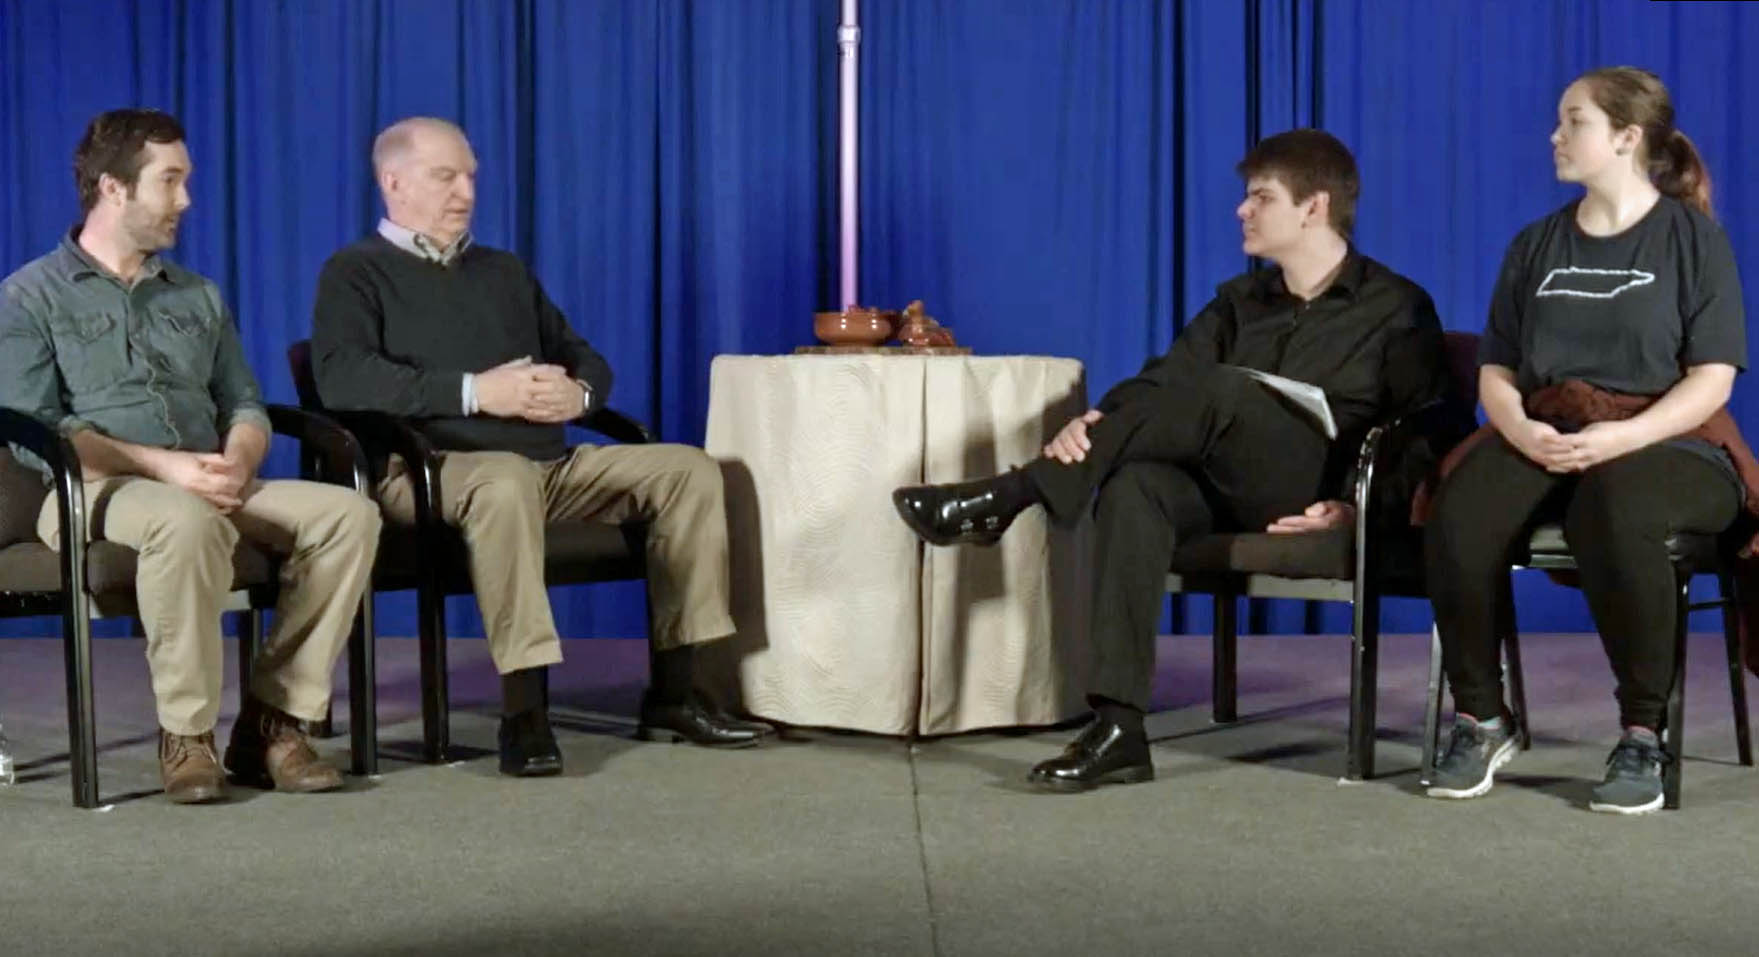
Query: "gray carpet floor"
0 632 1755 957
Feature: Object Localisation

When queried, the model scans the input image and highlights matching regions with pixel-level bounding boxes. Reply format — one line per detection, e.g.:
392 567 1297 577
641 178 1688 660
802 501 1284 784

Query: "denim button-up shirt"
0 230 270 474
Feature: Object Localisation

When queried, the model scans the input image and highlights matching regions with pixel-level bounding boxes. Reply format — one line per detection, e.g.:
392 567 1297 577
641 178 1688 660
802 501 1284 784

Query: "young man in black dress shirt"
893 129 1449 792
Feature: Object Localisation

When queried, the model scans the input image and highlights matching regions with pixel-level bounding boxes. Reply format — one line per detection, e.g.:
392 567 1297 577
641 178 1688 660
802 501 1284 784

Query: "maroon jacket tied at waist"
1411 379 1759 676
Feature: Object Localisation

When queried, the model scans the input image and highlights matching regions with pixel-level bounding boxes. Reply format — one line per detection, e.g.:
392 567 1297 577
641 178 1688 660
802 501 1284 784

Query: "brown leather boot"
224 696 344 793
159 729 229 804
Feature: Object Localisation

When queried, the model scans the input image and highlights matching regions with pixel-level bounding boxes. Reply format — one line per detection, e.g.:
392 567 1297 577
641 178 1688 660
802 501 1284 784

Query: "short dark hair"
1236 129 1360 238
72 109 187 214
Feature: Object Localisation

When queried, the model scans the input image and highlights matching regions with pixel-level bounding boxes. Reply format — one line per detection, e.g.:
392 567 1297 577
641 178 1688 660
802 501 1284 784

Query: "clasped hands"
158 450 257 514
474 356 587 423
1040 409 1355 535
1509 418 1638 474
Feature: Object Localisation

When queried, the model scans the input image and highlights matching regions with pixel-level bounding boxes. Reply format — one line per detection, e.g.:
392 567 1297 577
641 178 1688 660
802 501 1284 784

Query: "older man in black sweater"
312 117 763 776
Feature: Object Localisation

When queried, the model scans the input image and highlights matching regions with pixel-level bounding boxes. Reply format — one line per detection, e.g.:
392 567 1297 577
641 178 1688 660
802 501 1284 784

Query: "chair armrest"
319 410 444 530
266 404 370 493
574 407 658 445
0 407 80 481
0 407 89 596
1349 399 1462 583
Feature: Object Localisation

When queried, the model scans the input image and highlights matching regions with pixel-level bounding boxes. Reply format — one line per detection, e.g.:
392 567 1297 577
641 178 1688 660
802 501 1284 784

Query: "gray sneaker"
1425 715 1518 799
1588 729 1667 815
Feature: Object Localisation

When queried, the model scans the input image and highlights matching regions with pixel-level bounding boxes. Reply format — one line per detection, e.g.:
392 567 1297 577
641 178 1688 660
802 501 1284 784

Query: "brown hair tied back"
1577 66 1713 218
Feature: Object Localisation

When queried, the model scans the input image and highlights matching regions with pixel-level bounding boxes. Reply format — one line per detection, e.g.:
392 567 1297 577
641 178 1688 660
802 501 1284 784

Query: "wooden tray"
793 345 972 355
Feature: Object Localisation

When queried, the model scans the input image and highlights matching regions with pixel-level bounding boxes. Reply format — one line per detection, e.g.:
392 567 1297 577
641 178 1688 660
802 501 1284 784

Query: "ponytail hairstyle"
1576 66 1713 218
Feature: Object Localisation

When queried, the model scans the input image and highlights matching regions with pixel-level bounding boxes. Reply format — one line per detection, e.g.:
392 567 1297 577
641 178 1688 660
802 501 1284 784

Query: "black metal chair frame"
1164 401 1450 782
1419 530 1753 810
0 405 378 808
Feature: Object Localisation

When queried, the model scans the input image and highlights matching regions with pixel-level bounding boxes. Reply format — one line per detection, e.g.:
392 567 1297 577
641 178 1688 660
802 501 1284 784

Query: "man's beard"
121 206 179 254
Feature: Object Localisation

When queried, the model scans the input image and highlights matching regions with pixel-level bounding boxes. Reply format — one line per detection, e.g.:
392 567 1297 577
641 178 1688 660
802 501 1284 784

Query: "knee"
1422 504 1500 592
1093 464 1159 521
335 492 383 545
459 463 543 522
660 445 724 501
144 496 238 554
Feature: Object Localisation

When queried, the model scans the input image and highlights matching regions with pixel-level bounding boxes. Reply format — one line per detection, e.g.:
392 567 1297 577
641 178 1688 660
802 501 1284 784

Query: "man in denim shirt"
0 110 382 804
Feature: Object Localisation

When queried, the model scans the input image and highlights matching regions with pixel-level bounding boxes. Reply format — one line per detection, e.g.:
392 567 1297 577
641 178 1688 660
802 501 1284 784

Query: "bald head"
372 117 467 177
373 117 477 248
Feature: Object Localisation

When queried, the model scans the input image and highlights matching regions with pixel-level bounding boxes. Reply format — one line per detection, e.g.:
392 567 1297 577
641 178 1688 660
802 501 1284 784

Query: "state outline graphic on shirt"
1535 266 1656 299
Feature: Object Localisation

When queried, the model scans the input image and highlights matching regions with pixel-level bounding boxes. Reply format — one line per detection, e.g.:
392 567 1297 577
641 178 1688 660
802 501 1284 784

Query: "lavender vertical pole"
837 0 860 310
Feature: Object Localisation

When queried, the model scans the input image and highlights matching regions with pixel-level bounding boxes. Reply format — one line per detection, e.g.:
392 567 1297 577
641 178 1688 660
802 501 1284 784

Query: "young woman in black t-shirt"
1423 68 1748 814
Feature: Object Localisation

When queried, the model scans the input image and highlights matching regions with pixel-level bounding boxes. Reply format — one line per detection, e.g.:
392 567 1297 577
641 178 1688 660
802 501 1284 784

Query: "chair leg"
418 578 450 764
1718 571 1752 767
1344 590 1381 782
1498 583 1533 751
62 598 99 809
238 609 262 704
1420 625 1446 786
347 591 378 776
1662 576 1690 811
1212 591 1238 724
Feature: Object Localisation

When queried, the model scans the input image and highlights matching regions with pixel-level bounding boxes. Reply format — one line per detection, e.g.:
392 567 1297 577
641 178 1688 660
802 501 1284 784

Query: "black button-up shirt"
1098 251 1445 442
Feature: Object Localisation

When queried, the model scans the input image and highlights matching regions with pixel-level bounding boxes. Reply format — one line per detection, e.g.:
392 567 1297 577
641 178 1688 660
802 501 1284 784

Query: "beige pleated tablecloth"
700 353 1091 735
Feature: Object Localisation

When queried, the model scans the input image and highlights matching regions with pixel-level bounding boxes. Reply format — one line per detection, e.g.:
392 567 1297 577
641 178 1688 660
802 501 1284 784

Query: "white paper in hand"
1226 366 1338 439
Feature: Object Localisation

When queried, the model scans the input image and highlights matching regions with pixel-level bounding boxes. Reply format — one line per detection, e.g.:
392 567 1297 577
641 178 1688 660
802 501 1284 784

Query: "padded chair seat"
0 540 278 596
1170 528 1354 581
373 520 645 595
1519 523 1721 572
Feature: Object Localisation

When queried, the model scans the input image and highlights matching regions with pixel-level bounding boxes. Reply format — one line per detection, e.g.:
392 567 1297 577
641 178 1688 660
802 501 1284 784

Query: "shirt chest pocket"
144 309 216 383
45 311 128 390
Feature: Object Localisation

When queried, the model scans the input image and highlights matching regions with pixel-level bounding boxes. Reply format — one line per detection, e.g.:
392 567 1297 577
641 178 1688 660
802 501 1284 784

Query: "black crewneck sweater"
311 235 613 462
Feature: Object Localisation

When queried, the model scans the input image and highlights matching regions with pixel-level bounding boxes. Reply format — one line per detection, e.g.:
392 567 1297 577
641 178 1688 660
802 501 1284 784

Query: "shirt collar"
378 218 472 265
56 226 176 286
1252 247 1367 303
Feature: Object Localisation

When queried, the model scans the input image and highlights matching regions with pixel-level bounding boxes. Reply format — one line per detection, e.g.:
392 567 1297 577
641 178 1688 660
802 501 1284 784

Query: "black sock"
1089 695 1144 732
501 667 548 717
989 467 1040 512
650 646 694 705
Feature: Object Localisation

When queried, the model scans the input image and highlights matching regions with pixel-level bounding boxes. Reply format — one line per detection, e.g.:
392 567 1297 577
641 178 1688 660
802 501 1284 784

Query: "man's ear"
377 168 399 201
1304 190 1331 230
96 172 127 208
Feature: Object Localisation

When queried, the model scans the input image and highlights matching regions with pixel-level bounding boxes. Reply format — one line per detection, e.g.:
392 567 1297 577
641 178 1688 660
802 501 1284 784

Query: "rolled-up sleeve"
206 305 271 435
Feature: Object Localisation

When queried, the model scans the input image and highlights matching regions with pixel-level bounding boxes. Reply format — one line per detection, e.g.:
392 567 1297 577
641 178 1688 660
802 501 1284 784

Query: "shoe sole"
1424 736 1518 800
890 491 1002 547
500 763 563 778
1026 764 1155 794
635 727 762 749
1588 794 1664 815
225 757 346 793
165 786 229 805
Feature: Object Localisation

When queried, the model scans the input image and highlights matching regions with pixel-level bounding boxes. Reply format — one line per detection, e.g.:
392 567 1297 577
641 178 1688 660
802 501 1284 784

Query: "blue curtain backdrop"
2 0 1756 641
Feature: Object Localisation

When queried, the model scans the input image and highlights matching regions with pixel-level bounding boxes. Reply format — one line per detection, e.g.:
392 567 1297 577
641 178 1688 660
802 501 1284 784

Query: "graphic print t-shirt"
1480 195 1747 480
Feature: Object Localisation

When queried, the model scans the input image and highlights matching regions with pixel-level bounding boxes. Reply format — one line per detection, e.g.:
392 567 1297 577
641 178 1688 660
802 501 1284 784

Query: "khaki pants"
376 444 735 673
38 478 382 735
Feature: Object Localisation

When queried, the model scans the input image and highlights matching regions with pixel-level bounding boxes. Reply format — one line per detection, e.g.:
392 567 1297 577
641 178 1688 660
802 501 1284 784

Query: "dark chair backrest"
0 449 49 549
287 340 322 410
1442 330 1481 417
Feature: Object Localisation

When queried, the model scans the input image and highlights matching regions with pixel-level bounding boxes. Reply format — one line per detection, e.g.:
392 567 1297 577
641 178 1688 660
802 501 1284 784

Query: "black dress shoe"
891 476 1027 546
708 710 778 737
1026 718 1153 793
498 709 563 777
637 694 763 749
